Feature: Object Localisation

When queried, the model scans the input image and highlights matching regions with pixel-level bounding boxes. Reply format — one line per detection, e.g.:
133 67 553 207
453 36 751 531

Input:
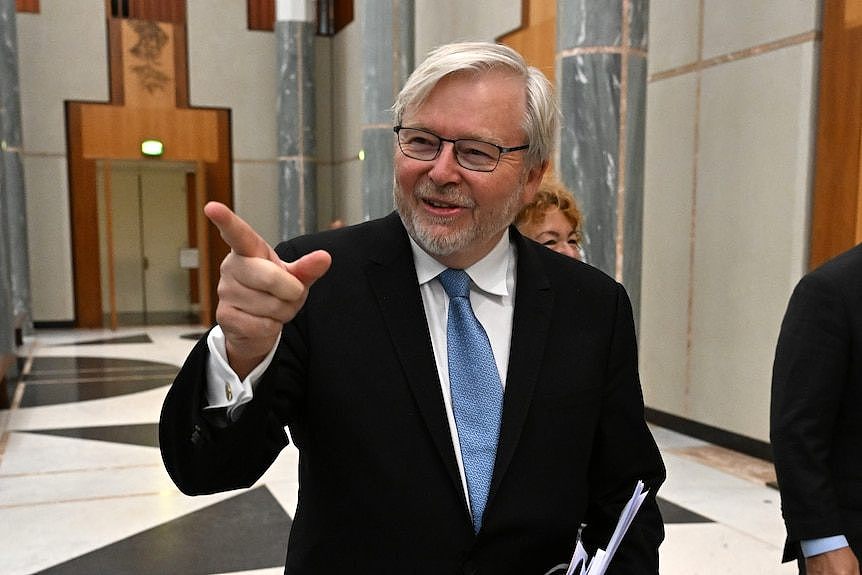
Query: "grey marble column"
276 0 317 240
557 0 648 326
0 0 31 335
360 0 414 220
0 145 13 360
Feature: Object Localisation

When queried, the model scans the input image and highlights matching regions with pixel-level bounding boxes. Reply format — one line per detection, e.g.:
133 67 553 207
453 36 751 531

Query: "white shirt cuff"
801 535 850 558
204 325 281 421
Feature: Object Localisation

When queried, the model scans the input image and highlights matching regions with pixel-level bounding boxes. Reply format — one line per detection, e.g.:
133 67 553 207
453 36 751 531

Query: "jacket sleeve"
771 271 850 550
159 332 290 495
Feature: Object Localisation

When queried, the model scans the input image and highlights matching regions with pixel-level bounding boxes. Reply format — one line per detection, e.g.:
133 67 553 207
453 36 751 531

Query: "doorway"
97 160 199 327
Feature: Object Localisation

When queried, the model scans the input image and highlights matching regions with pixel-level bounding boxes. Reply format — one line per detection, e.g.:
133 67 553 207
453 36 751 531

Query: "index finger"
204 201 273 259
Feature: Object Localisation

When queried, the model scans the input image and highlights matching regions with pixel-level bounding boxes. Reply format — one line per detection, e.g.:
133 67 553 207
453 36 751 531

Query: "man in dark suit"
160 41 664 574
771 242 862 575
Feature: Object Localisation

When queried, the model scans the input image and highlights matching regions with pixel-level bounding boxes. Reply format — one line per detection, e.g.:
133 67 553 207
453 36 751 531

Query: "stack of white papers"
544 480 649 575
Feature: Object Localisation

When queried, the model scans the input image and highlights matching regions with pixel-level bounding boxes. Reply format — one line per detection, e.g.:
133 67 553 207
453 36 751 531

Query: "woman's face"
518 207 581 260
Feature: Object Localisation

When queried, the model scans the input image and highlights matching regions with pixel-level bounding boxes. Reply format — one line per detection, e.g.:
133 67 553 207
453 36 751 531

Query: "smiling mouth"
424 198 463 209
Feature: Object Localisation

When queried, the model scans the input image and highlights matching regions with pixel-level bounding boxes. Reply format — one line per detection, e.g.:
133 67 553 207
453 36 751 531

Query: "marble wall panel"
187 0 276 161
328 16 363 223
702 0 819 59
361 128 396 220
233 161 280 247
415 0 520 59
629 0 650 50
277 22 316 158
361 4 398 125
689 43 817 441
0 151 12 354
622 55 648 326
277 20 317 239
558 53 621 278
640 74 697 414
16 0 108 155
23 156 75 322
647 0 700 73
558 0 623 48
280 158 318 239
0 7 31 322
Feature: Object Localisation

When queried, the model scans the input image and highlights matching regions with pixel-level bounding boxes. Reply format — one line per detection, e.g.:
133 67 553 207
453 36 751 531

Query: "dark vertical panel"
15 0 38 13
66 103 104 328
248 0 274 31
185 172 199 305
332 0 353 34
127 0 185 23
318 0 354 36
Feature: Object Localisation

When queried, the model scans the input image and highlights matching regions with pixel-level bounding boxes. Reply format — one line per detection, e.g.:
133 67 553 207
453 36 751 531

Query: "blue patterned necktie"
438 268 503 534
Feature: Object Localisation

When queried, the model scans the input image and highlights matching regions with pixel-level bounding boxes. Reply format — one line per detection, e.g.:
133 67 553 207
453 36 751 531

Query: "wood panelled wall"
109 0 185 23
498 0 556 84
247 0 354 35
68 15 231 327
810 0 862 268
248 0 275 31
15 0 38 13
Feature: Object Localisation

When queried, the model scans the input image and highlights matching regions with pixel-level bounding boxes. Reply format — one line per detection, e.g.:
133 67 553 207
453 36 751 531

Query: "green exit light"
141 139 164 157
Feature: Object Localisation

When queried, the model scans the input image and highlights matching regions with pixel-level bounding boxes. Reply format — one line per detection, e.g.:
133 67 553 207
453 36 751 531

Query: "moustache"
414 180 475 209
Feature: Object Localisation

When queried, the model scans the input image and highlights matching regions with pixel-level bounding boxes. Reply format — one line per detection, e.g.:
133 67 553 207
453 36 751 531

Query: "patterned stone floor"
0 326 794 574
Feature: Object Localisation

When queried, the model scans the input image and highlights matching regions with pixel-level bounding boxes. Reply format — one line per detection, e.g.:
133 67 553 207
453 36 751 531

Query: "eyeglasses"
393 126 530 172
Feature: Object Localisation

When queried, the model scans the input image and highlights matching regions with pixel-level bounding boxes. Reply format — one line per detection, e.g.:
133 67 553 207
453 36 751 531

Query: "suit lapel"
489 229 554 499
364 214 468 510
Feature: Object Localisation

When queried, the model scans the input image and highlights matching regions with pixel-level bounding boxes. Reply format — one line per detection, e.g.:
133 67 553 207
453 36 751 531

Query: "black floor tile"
20 356 178 407
20 378 173 407
24 423 160 448
657 496 713 524
34 486 292 575
26 356 177 377
53 334 153 346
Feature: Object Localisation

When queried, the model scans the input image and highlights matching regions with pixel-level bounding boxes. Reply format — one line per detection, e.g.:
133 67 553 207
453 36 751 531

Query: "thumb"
285 250 332 288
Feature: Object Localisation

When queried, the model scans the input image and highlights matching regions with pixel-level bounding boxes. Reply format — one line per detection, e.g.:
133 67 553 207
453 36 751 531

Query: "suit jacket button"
190 424 202 446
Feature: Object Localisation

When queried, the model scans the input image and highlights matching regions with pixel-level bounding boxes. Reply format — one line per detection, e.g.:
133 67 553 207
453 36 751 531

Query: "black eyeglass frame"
393 125 530 172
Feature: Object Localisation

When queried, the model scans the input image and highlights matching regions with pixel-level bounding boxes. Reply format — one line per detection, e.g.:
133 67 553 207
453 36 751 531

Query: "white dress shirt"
203 232 518 511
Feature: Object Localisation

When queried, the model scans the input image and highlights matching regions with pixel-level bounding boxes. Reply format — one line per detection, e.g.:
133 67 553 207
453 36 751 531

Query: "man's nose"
428 142 463 185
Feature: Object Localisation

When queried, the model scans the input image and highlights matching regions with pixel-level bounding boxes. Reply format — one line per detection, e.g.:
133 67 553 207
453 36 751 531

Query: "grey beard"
394 178 522 258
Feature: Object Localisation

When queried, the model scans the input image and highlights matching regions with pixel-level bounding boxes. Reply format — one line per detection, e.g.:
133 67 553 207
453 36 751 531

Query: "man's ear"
522 160 549 202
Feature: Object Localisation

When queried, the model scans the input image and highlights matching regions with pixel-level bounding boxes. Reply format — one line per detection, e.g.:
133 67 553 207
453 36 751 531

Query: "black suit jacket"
160 212 665 574
771 242 862 563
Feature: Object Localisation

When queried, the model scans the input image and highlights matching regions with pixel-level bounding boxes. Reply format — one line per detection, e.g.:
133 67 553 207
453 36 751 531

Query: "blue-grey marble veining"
362 128 396 220
3 152 29 319
276 20 317 239
628 0 649 50
558 53 621 278
0 0 31 332
622 55 647 329
556 0 650 329
0 153 13 357
280 159 317 240
361 1 414 220
558 0 622 49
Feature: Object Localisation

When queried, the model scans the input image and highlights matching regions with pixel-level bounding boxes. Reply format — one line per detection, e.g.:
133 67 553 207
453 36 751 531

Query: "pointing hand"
204 202 331 379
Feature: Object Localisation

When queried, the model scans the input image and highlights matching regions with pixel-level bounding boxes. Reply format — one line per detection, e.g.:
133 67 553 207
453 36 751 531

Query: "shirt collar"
410 232 512 297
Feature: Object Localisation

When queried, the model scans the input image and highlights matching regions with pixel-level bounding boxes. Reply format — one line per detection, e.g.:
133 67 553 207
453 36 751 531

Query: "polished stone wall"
0 0 30 337
557 0 649 325
360 0 414 220
276 12 317 240
639 0 820 442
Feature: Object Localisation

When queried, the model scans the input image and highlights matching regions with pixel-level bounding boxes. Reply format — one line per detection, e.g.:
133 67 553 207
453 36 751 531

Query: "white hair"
392 42 558 169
